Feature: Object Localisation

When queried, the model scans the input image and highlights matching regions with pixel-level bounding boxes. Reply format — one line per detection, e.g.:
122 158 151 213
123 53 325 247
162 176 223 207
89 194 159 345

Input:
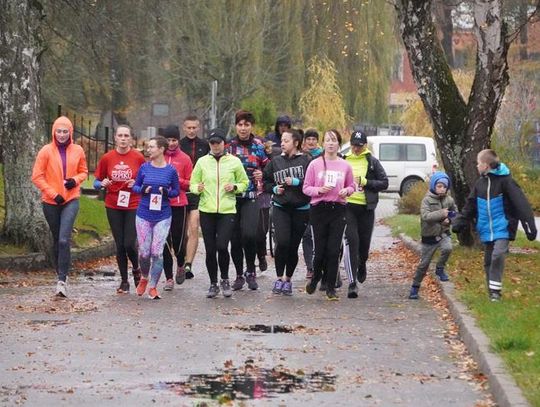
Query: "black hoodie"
263 153 311 208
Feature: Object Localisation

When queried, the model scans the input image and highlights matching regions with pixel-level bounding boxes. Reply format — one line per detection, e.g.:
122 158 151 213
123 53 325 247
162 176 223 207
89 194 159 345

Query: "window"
380 144 401 161
406 144 426 161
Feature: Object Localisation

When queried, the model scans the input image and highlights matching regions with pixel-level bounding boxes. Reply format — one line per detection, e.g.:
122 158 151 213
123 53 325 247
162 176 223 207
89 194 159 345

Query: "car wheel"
400 178 422 196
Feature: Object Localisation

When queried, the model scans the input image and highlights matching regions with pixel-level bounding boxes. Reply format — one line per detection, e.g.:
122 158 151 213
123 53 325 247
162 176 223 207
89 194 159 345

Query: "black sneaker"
206 283 220 298
305 274 321 295
232 275 245 291
117 280 130 294
347 283 358 299
246 272 258 290
326 289 339 301
184 264 194 279
489 290 502 302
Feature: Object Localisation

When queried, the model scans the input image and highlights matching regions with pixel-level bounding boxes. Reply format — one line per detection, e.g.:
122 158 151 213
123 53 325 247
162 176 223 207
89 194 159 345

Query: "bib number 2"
117 190 130 207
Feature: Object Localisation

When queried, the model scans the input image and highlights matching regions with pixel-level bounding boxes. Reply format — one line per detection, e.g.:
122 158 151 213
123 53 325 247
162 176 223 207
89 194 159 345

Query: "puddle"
27 319 70 326
154 361 336 400
236 324 294 334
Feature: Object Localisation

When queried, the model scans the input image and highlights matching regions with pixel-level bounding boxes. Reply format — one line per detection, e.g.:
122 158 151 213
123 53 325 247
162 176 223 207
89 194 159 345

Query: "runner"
263 129 311 295
303 130 355 301
32 116 88 298
132 136 180 300
179 115 209 280
94 124 146 293
161 125 192 291
227 110 269 291
189 129 249 298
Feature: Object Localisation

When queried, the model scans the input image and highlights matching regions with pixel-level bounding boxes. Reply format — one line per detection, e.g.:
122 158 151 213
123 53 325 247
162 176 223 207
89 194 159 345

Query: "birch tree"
0 0 51 252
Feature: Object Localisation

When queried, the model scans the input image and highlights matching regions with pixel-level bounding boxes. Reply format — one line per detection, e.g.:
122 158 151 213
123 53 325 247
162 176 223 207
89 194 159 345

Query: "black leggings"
231 198 260 275
163 205 188 279
106 207 139 282
272 206 309 278
256 207 270 259
200 212 235 284
310 203 347 289
343 204 375 284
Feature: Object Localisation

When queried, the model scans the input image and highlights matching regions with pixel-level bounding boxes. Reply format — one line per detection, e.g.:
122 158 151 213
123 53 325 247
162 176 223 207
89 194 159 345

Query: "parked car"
341 136 438 196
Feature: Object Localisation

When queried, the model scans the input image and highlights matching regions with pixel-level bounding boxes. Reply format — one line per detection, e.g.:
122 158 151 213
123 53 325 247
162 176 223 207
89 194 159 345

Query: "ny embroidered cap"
350 130 368 146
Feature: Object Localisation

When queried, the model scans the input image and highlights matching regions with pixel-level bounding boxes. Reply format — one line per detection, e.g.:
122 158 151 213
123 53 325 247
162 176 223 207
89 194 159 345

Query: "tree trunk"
0 0 52 254
433 0 455 67
395 0 511 246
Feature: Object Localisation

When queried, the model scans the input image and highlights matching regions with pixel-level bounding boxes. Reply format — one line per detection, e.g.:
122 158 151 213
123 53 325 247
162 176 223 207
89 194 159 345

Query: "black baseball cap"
207 128 226 143
350 130 368 146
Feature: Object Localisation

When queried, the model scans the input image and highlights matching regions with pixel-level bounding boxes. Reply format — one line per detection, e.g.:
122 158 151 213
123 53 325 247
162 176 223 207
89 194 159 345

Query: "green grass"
386 214 540 406
0 162 110 253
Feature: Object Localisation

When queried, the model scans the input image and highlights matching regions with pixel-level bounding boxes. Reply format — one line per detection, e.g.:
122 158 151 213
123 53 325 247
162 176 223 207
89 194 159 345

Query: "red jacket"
164 147 192 206
32 116 88 205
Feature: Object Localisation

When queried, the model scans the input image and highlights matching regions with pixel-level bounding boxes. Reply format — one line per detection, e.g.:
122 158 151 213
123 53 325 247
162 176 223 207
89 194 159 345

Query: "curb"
399 233 531 407
0 237 115 271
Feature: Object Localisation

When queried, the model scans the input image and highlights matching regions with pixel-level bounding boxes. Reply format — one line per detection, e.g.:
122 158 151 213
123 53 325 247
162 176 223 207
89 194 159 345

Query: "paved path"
0 196 493 406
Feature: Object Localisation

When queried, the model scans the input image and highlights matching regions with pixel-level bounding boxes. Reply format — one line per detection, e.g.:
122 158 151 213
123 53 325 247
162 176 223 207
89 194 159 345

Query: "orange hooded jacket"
32 116 88 205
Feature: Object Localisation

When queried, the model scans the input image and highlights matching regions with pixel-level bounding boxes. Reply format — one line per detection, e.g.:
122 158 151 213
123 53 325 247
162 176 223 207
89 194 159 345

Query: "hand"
275 185 285 195
159 186 169 197
318 185 333 195
442 218 450 226
338 188 350 199
253 170 263 181
101 178 112 188
144 185 152 194
284 177 293 186
197 183 205 193
64 178 76 190
54 194 65 205
125 179 135 188
441 208 449 218
224 183 235 192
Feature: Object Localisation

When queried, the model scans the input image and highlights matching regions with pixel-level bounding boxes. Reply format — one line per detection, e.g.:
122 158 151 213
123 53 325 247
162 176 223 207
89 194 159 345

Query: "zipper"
487 177 493 241
216 158 220 212
191 139 196 164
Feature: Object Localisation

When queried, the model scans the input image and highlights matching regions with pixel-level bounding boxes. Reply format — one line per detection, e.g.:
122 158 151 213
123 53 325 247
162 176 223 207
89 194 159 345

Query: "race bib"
324 171 339 187
149 193 162 211
117 190 130 207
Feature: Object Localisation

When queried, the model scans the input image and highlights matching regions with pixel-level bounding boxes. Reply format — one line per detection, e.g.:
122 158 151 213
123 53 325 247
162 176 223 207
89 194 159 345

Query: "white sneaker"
55 281 67 298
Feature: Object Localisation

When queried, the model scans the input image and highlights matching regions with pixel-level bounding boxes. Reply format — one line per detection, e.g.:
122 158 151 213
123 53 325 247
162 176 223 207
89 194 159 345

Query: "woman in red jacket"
32 116 88 298
94 125 146 294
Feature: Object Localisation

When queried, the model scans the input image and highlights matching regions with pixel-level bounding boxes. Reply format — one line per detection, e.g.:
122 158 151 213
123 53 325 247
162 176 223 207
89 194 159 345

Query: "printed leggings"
135 216 171 288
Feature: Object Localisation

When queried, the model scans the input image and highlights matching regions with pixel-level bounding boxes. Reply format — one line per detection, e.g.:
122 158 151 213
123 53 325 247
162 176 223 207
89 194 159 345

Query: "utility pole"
210 80 218 129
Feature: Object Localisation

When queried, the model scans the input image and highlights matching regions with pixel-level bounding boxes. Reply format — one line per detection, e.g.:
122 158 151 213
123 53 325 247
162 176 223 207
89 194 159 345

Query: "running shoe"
207 283 220 298
148 287 161 300
164 279 174 291
281 281 293 296
184 263 194 279
246 272 258 290
347 283 358 299
55 281 67 298
117 281 130 294
326 289 339 301
221 279 232 298
232 275 245 291
272 279 283 294
175 266 186 285
136 277 148 296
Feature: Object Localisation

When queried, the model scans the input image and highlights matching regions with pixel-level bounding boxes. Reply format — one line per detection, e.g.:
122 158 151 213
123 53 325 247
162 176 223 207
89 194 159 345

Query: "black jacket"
263 153 311 208
346 152 388 210
180 136 210 166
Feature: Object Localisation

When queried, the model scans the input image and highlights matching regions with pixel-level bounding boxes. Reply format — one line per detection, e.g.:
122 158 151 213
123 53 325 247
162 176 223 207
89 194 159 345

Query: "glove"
54 194 66 205
64 178 76 190
161 187 169 197
526 229 537 242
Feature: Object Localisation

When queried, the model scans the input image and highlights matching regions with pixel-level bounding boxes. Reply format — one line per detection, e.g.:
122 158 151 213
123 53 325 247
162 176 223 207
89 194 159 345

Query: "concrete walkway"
0 196 493 406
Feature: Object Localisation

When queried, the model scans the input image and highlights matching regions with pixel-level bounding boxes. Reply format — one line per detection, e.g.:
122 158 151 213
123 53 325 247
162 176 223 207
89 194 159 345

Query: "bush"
505 162 540 215
396 181 427 215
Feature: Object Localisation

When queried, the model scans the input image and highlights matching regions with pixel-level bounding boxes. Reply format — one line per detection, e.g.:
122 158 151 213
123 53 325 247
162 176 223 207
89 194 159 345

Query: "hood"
488 162 510 176
429 171 450 194
346 147 372 159
52 116 74 143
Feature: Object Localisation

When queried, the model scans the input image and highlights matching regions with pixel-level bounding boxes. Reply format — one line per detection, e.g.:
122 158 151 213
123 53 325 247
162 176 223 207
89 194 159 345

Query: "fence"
47 105 119 173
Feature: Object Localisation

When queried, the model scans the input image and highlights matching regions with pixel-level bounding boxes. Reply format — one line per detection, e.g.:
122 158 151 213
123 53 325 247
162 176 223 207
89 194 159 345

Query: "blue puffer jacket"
457 163 537 243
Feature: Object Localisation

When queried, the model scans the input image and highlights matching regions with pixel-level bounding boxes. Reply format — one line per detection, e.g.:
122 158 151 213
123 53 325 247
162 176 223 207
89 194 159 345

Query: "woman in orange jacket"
32 116 88 298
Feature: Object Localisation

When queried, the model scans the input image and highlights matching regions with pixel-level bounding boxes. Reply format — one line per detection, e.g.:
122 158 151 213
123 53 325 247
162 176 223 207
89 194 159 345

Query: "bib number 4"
149 193 162 211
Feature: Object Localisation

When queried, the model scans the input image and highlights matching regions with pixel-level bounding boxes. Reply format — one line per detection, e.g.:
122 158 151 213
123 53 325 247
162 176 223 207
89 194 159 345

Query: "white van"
341 136 438 195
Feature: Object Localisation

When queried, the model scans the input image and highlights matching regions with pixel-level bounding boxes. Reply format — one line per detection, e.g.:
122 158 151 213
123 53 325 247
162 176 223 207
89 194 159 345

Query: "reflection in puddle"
237 324 293 333
154 361 336 401
27 319 70 326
